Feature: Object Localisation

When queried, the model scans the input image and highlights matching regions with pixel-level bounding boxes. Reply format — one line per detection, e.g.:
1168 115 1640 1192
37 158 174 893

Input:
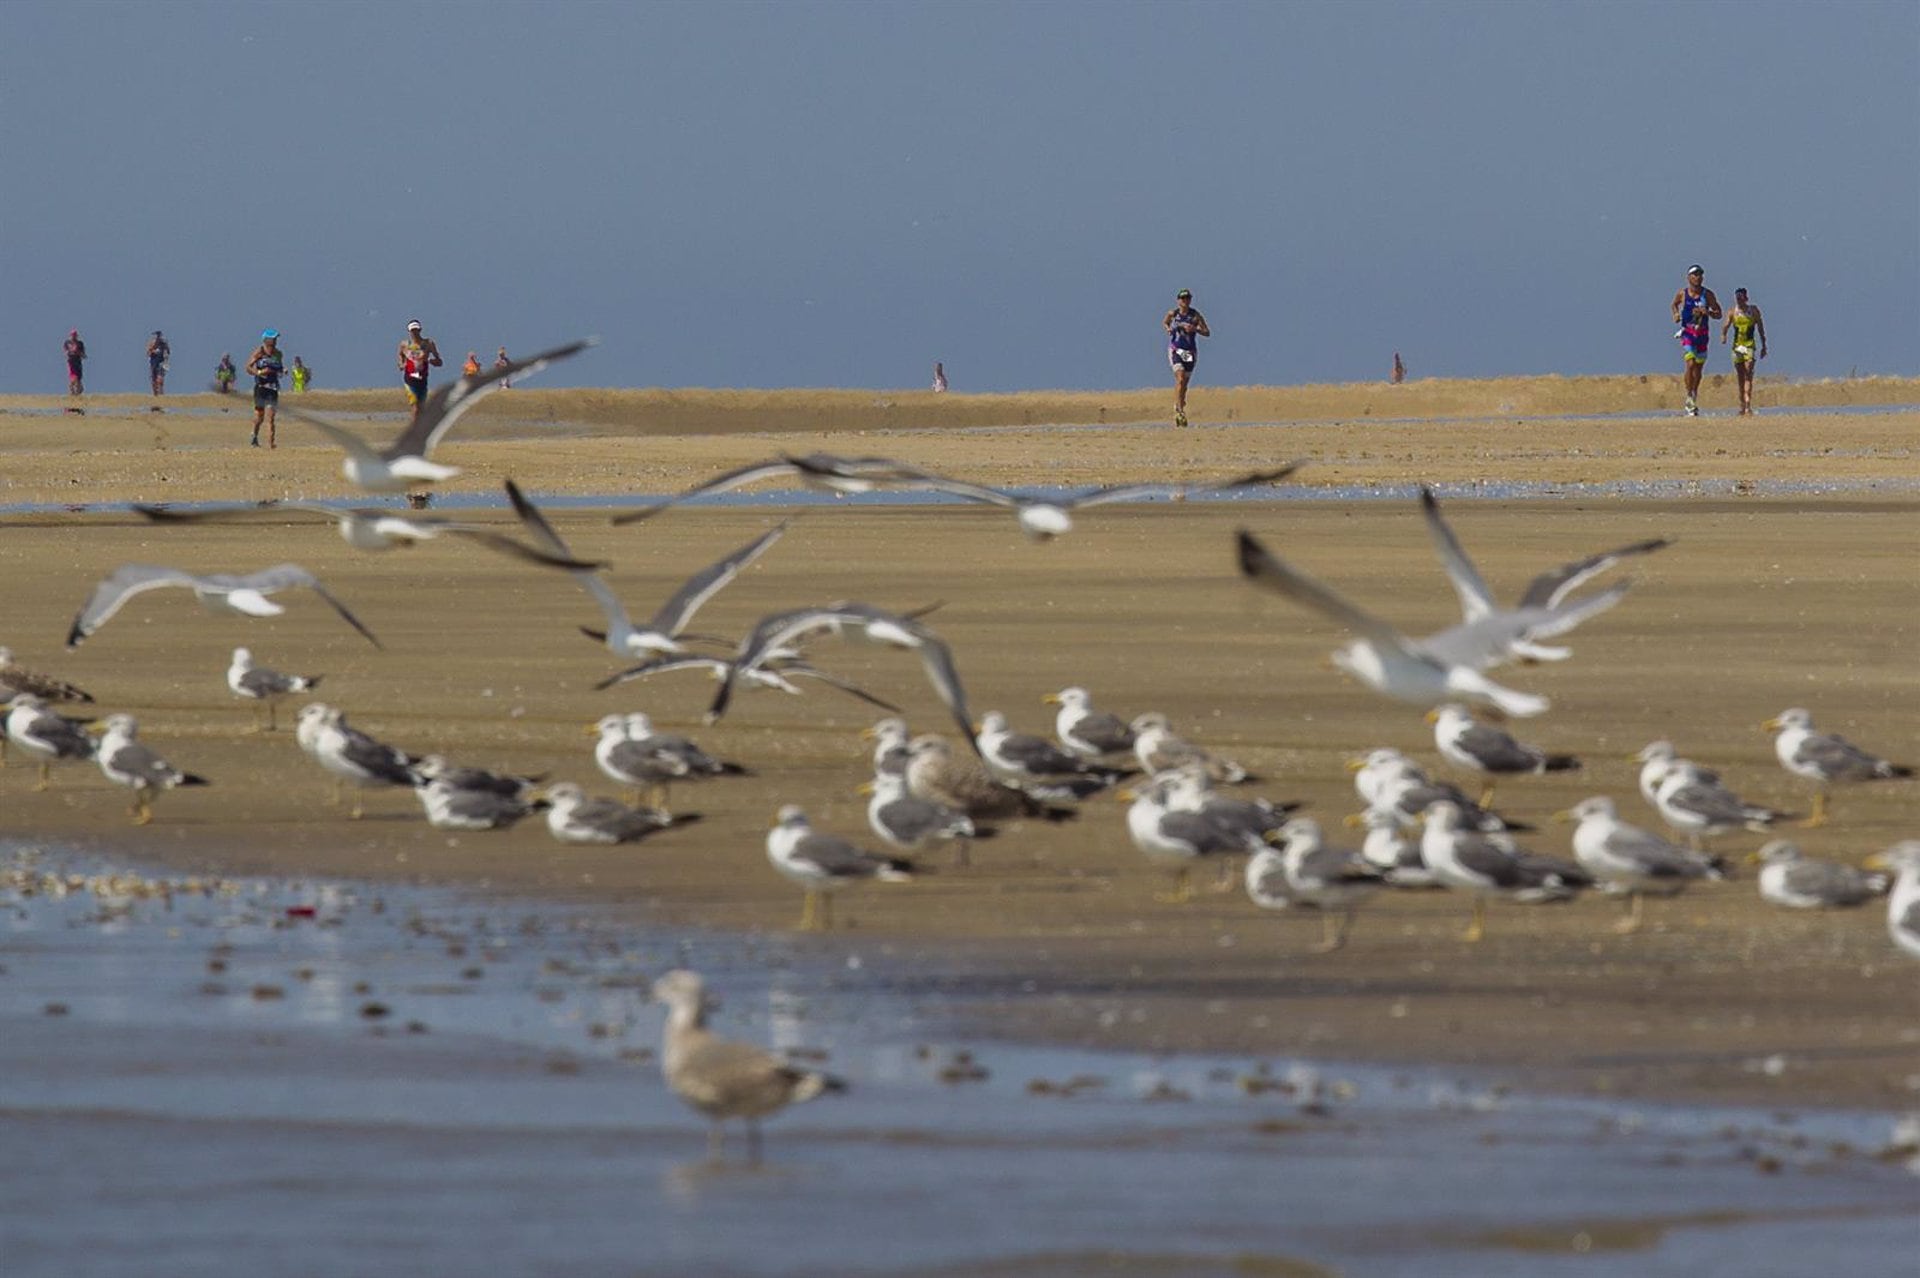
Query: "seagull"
298 704 422 818
1764 708 1912 827
1418 486 1670 664
592 652 903 712
1160 765 1302 845
591 712 748 808
91 714 208 824
542 781 695 845
902 462 1304 540
765 804 914 931
1274 817 1384 951
1428 703 1579 806
1044 686 1138 760
1420 801 1591 941
652 968 845 1163
3 694 95 789
66 564 380 649
1556 796 1722 933
976 710 1129 800
226 647 320 732
0 647 93 705
1631 740 1688 807
610 453 942 525
1862 843 1920 960
504 479 784 659
1356 806 1441 887
1130 712 1252 783
1243 844 1296 912
1121 778 1264 902
1236 531 1616 717
905 734 1075 825
1652 760 1791 850
413 754 546 802
281 339 594 492
1752 841 1890 911
416 778 546 831
131 492 606 570
862 771 986 866
1348 748 1524 834
863 716 912 777
707 602 975 751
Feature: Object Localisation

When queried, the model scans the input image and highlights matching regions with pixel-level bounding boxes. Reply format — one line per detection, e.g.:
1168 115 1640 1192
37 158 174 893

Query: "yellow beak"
1550 809 1574 824
1864 850 1892 870
1340 812 1366 829
856 781 875 796
1423 709 1440 724
1760 717 1781 731
1041 693 1062 706
1344 757 1368 773
583 723 602 737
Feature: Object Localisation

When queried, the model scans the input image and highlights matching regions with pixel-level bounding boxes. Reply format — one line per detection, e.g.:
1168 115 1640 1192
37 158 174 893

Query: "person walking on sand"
932 361 948 393
290 355 311 392
1391 352 1405 384
1163 289 1209 427
462 349 482 378
246 329 285 448
63 329 87 397
1720 287 1767 416
214 352 237 394
147 331 170 396
397 319 443 420
494 345 512 387
1670 264 1721 417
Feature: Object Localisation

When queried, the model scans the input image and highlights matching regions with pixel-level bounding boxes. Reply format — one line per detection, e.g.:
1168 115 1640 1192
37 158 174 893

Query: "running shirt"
1168 307 1204 355
250 347 284 389
64 337 85 369
1678 289 1712 338
148 338 169 367
400 338 431 380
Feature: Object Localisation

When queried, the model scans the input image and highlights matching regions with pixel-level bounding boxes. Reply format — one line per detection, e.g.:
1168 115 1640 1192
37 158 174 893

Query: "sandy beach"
3 377 1917 1110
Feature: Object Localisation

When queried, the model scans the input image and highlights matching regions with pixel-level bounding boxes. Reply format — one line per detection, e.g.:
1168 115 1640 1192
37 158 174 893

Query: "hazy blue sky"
5 1 1915 394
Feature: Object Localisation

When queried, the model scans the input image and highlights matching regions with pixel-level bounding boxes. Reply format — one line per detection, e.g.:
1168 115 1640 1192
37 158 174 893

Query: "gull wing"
436 527 608 571
707 605 872 721
67 565 202 647
504 478 634 633
278 409 389 468
609 459 808 527
1419 487 1498 621
1415 585 1628 672
1452 721 1541 772
1599 824 1702 878
390 338 596 460
132 500 344 526
645 523 789 638
1793 732 1894 782
909 627 979 756
908 474 1023 510
235 565 383 650
593 656 731 692
1071 462 1305 511
1518 539 1671 611
790 832 893 880
1234 531 1414 652
770 663 905 713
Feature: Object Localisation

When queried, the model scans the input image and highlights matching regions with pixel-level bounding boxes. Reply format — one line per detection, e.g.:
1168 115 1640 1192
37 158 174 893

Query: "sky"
4 0 1915 395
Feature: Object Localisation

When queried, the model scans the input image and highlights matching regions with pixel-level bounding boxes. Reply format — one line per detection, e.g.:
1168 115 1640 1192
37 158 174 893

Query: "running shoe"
1174 410 1189 428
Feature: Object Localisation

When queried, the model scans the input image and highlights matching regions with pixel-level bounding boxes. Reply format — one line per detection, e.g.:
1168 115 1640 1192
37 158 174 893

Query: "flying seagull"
67 564 380 649
903 462 1305 540
282 338 595 491
592 652 903 712
1419 486 1670 664
609 453 942 526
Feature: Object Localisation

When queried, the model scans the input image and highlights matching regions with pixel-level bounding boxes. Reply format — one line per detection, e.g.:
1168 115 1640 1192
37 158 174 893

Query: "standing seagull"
863 771 985 866
416 778 546 831
1557 796 1722 933
504 479 785 659
1121 778 1263 903
1235 532 1618 717
976 710 1128 800
4 694 96 789
765 805 914 931
1130 713 1252 784
1420 801 1591 942
652 969 845 1163
67 564 380 649
1752 841 1890 911
591 712 747 808
905 734 1075 825
1418 486 1670 665
541 781 692 844
298 704 422 818
226 647 321 732
282 339 594 492
0 647 93 705
610 453 942 525
91 714 208 824
1428 703 1578 806
1275 817 1383 952
1764 708 1912 828
1650 760 1788 850
1044 686 1138 760
901 463 1304 541
1862 843 1920 960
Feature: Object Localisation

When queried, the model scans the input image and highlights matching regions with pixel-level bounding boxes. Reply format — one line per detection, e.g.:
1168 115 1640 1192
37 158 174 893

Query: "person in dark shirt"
64 330 87 397
147 331 171 396
246 329 285 448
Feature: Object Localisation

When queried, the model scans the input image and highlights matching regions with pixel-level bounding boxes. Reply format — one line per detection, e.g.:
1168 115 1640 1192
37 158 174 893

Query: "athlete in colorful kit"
1669 265 1721 417
63 330 87 397
1720 287 1767 416
246 329 285 448
1163 289 1210 427
397 319 443 421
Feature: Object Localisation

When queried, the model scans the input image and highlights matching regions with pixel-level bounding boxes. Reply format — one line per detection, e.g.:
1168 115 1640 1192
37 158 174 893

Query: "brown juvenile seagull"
653 969 844 1163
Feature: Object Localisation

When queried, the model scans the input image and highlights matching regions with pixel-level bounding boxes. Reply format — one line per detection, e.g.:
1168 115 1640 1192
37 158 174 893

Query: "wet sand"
2 381 1917 1109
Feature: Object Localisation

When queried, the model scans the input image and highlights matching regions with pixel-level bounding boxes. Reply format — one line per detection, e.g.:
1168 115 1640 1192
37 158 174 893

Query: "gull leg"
1463 897 1487 943
350 793 366 820
951 838 971 868
1611 892 1644 935
1212 857 1239 893
1156 867 1193 904
1478 781 1497 809
1800 792 1829 829
266 699 278 733
1312 911 1346 954
36 760 52 792
799 891 818 932
132 790 154 826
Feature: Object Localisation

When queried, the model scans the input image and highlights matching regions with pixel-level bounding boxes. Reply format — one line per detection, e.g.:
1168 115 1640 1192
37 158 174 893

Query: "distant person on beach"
1391 351 1405 384
1720 287 1767 416
290 356 311 392
63 330 87 396
1670 264 1721 417
147 331 170 396
214 353 237 394
932 361 948 393
1163 288 1209 428
494 346 512 387
463 349 482 378
246 329 284 448
397 319 443 420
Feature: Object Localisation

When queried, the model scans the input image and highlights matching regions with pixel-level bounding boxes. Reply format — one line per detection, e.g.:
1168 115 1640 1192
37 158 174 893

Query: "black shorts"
1169 347 1196 375
253 385 280 408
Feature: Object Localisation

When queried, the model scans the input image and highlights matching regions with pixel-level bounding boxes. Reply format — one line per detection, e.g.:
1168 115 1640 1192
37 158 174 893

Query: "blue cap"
262 328 279 340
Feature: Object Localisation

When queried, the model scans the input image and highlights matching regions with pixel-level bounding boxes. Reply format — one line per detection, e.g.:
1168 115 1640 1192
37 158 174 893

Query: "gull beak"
85 721 108 736
1422 709 1441 724
856 781 874 796
1041 693 1062 706
1863 850 1892 870
583 723 602 737
859 725 878 741
1745 850 1767 866
1116 788 1137 803
1760 717 1781 731
1340 812 1366 829
1550 809 1574 824
1344 758 1367 773
1624 751 1645 762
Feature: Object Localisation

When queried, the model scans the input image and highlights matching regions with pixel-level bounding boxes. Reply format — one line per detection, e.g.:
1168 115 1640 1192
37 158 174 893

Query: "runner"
246 329 285 448
397 320 443 420
932 361 948 393
214 353 237 394
290 355 311 392
1720 287 1768 416
1669 265 1722 417
63 330 87 397
146 331 170 396
1162 289 1209 427
493 345 512 388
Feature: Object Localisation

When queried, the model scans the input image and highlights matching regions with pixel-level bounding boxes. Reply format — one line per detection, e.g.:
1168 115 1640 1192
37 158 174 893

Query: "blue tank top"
1169 308 1201 352
1678 289 1710 334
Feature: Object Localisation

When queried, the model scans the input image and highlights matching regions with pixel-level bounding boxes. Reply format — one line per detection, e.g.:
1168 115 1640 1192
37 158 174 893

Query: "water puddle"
1 843 1913 1277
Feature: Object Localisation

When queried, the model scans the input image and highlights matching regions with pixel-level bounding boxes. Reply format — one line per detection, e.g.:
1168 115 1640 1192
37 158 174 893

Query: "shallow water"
1 844 1913 1277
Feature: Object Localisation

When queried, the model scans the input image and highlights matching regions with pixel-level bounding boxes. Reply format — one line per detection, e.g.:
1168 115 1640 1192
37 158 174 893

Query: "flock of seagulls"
4 341 1914 1158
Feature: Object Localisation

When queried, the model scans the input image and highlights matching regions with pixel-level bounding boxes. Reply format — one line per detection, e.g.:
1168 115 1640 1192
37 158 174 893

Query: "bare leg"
1173 366 1191 425
1801 791 1829 828
950 838 971 868
1612 891 1644 934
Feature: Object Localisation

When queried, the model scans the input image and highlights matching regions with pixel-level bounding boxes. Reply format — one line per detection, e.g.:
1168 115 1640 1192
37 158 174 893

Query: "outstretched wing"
1072 462 1305 511
1235 531 1412 652
1517 539 1671 610
67 565 201 647
278 409 390 468
390 338 596 460
1419 487 1498 621
609 459 807 527
645 523 789 637
234 565 382 649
